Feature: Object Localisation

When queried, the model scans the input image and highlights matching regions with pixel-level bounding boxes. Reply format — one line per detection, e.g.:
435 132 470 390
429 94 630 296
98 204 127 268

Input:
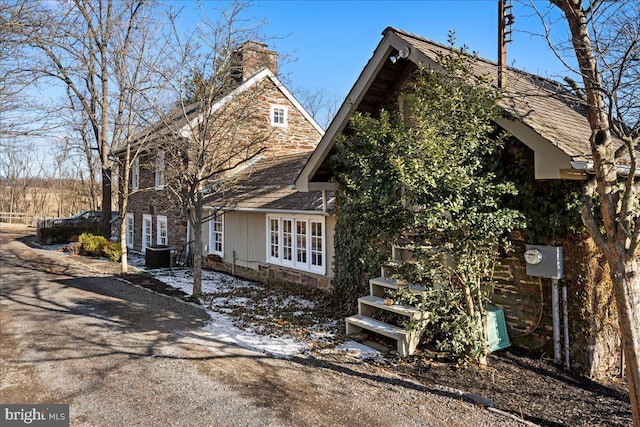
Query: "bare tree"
536 1 640 422
294 87 340 129
4 0 159 237
147 1 274 295
0 1 36 140
0 139 34 219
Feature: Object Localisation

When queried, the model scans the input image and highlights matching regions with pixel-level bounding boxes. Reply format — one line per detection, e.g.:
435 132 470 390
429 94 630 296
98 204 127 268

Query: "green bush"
76 233 121 261
102 241 122 262
78 233 108 257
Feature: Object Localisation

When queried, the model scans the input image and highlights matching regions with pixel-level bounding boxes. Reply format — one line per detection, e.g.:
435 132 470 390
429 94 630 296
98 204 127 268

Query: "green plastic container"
487 305 511 352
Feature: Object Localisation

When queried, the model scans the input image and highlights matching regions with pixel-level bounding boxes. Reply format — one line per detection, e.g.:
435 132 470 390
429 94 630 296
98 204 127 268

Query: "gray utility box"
145 245 177 268
524 245 563 279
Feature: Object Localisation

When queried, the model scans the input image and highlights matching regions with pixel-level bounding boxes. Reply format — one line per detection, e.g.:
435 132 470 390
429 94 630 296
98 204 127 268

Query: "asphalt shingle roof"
208 152 334 212
391 28 597 161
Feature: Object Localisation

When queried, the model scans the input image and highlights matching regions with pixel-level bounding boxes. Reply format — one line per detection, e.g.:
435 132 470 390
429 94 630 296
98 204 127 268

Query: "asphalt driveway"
0 226 525 426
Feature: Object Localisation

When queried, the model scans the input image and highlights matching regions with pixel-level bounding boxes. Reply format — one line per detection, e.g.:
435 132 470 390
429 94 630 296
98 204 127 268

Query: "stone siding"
125 154 187 256
121 70 322 270
491 233 622 378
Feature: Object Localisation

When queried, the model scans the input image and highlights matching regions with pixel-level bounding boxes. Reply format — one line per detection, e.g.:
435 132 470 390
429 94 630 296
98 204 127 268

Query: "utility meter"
524 248 544 265
525 245 563 279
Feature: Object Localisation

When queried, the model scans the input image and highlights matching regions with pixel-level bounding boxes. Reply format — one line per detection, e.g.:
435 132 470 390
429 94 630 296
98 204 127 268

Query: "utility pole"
498 0 515 90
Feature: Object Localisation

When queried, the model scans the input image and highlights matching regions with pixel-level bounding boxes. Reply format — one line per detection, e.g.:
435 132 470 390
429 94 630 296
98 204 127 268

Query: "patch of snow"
334 340 382 360
141 267 325 358
280 295 315 309
36 243 346 361
202 312 308 358
146 267 259 295
127 252 146 267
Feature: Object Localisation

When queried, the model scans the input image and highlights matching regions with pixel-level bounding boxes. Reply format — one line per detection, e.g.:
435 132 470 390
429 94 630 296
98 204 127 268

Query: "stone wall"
125 154 188 255
491 232 622 379
203 254 332 291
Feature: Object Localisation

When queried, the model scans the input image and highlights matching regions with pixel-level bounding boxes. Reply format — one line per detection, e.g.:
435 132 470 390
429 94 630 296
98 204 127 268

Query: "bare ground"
8 226 633 427
127 272 632 427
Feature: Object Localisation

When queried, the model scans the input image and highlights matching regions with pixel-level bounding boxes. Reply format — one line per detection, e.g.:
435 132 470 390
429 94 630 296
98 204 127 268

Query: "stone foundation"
202 255 332 291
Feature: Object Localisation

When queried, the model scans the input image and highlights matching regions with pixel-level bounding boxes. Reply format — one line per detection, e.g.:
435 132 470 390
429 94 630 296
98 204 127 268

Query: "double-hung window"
157 215 168 246
125 213 134 249
131 157 139 190
267 215 325 274
209 212 224 256
142 214 152 250
270 105 288 128
155 151 165 188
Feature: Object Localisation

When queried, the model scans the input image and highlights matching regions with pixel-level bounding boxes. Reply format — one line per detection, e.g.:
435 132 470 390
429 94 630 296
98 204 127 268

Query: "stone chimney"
230 41 278 84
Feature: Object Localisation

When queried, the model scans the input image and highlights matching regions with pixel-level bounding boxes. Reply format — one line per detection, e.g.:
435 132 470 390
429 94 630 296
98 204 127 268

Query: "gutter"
571 161 640 178
202 206 333 217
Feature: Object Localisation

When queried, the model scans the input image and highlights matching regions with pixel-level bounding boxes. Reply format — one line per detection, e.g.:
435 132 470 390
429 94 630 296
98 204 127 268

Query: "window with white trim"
155 151 165 188
269 217 279 259
209 212 224 256
142 214 152 250
157 215 168 246
267 215 325 274
296 220 307 263
131 157 139 190
125 213 134 249
282 219 293 265
270 105 288 128
311 221 323 268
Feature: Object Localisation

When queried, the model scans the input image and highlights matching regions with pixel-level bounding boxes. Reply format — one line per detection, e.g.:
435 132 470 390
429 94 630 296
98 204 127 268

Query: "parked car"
52 210 118 227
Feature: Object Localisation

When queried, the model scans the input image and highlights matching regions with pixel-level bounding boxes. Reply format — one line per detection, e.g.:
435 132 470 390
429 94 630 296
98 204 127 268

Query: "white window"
269 217 279 259
157 215 168 246
142 214 152 250
209 212 224 256
125 213 134 249
131 157 139 190
270 105 288 127
282 219 293 265
310 220 323 269
155 151 165 188
296 220 307 264
266 215 325 274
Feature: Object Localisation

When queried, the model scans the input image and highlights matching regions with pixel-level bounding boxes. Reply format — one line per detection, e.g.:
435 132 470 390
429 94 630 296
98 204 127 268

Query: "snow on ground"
42 246 379 360
139 265 312 358
334 340 382 361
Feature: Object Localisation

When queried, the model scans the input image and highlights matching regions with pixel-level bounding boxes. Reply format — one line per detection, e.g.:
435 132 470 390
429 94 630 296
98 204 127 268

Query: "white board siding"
203 210 334 278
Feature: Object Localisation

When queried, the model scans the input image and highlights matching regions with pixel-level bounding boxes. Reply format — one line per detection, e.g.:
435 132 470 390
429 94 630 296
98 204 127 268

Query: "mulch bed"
390 347 630 427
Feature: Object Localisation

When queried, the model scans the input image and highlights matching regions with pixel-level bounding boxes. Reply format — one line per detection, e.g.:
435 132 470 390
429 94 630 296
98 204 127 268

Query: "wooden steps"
345 277 428 357
369 276 426 297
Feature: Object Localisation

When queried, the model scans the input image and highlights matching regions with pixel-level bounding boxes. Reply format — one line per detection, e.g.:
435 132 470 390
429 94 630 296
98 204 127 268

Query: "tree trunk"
550 2 640 424
118 147 131 275
191 193 203 296
101 166 112 237
607 252 640 423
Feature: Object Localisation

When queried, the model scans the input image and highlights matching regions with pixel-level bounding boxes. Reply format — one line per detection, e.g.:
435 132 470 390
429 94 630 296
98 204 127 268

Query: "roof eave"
295 29 435 191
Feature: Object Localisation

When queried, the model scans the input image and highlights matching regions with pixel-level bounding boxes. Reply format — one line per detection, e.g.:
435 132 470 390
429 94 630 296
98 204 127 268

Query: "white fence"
0 212 32 225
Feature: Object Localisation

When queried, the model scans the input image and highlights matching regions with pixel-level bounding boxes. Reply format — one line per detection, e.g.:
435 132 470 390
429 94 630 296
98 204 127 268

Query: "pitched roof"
296 27 626 190
118 68 324 152
206 152 334 213
391 28 593 159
